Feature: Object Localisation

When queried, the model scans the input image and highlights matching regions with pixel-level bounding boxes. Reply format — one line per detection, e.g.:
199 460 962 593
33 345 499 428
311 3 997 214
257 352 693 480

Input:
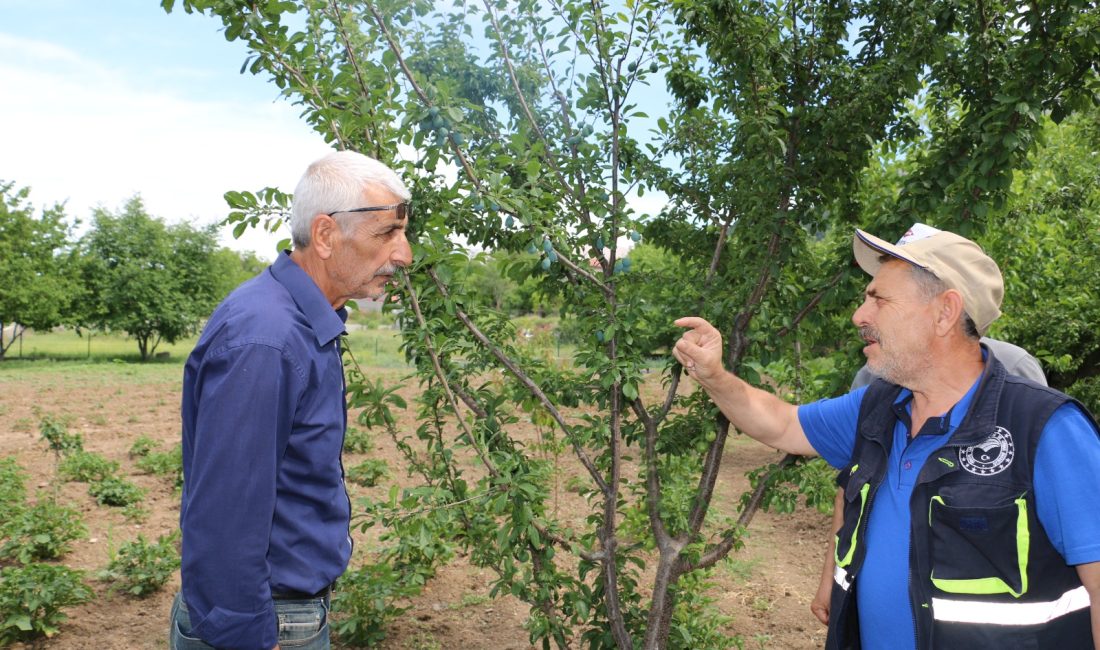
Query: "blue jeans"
169 591 330 649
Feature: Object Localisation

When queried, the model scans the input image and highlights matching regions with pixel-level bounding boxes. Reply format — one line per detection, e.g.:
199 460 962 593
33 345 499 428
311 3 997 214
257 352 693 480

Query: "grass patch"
343 328 407 368
447 593 491 610
3 326 413 371
1 328 198 362
722 557 761 583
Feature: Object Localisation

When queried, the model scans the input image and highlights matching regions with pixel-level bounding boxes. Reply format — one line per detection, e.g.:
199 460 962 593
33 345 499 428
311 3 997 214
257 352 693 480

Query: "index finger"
674 316 713 330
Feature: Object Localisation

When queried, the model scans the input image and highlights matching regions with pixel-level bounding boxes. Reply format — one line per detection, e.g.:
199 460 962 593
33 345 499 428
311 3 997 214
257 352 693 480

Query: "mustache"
372 265 400 278
859 325 880 343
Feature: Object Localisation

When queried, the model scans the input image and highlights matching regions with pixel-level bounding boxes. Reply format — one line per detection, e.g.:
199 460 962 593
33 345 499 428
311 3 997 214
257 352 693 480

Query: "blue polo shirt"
800 378 1100 650
180 251 352 649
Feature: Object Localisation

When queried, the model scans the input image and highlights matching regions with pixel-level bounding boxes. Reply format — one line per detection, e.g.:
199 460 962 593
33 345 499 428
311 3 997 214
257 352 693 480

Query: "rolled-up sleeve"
181 341 303 649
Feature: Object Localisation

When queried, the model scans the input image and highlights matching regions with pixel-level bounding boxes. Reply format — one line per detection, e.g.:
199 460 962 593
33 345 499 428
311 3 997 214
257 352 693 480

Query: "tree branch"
364 1 481 189
776 267 847 339
327 0 384 158
245 14 349 149
684 452 799 572
481 0 575 198
401 274 498 478
629 399 671 546
425 268 609 495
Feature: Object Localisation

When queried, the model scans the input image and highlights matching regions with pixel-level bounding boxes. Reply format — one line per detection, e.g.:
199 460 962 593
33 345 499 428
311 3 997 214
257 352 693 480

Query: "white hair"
289 151 411 248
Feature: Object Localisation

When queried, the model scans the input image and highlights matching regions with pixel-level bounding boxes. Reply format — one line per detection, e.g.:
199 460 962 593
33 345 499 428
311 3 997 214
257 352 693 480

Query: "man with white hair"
171 151 413 649
674 224 1100 649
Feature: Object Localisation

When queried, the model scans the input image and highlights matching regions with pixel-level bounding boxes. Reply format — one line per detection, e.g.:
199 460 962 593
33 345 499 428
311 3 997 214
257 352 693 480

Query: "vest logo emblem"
959 427 1015 476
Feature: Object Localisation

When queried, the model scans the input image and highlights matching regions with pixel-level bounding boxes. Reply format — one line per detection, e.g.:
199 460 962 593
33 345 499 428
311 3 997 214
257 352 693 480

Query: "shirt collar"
892 348 985 437
269 250 347 346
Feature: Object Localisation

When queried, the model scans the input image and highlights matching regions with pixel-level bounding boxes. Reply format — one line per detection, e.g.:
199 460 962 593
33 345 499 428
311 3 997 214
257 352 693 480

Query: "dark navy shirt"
180 251 352 649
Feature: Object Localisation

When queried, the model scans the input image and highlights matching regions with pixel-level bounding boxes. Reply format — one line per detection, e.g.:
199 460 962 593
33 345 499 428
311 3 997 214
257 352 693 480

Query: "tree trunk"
642 551 682 650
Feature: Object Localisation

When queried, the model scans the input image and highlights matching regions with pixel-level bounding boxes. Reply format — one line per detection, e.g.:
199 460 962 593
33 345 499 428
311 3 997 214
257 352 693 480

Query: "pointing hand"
672 317 724 383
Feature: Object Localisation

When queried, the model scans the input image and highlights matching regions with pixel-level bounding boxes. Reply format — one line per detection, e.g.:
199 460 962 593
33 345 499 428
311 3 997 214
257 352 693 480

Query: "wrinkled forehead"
866 258 922 294
360 184 405 212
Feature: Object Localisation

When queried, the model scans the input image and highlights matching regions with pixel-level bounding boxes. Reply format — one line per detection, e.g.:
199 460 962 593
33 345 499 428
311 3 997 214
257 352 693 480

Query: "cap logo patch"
959 426 1015 476
897 223 943 246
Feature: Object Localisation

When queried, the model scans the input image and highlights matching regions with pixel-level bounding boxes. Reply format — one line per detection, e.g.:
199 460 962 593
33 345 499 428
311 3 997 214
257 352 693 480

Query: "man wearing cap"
673 224 1100 649
171 151 413 649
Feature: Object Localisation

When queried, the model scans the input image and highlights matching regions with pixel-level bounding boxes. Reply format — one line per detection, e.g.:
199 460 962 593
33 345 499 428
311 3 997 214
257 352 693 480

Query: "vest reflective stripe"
835 482 870 568
931 585 1090 625
833 564 851 591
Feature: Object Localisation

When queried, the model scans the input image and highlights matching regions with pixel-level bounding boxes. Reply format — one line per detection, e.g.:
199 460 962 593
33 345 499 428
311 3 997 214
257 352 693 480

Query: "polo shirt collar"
892 353 984 438
269 250 347 346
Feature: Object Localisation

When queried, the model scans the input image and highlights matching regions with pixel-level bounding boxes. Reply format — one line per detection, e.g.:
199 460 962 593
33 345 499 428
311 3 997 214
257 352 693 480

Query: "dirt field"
0 361 831 649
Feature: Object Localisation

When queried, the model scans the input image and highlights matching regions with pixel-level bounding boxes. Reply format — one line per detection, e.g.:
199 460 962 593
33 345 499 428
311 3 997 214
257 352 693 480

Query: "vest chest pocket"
928 494 1030 597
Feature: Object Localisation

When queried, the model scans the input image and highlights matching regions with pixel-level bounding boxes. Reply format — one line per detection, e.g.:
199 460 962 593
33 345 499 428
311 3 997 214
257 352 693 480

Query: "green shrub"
0 495 87 563
97 532 180 597
343 427 375 454
0 563 93 644
136 444 183 489
0 457 27 520
88 476 145 507
128 435 161 459
58 450 120 483
38 414 83 456
330 564 416 647
346 459 389 487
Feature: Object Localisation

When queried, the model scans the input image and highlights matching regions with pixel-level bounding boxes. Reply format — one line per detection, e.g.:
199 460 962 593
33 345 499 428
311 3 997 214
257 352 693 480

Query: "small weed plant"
128 435 160 459
122 503 150 523
38 414 83 457
346 459 389 487
136 444 183 489
0 494 87 563
88 476 145 507
98 532 180 597
58 450 120 483
0 457 27 520
342 427 375 454
0 563 93 644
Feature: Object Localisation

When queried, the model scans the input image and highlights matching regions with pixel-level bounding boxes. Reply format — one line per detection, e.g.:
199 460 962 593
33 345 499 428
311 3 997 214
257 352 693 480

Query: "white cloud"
0 33 332 260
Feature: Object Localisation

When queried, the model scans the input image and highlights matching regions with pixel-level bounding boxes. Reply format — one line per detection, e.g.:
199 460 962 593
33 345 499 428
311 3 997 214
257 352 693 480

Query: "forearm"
1072 563 1100 649
694 369 815 456
825 488 843 576
1091 591 1100 650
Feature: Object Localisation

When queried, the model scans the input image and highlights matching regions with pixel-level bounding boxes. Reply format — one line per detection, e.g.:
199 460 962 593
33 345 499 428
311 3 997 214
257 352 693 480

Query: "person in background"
171 151 413 650
673 223 1100 649
811 336 1047 626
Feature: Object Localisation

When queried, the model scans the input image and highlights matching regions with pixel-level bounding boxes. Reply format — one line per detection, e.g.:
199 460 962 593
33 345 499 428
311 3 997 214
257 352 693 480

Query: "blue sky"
0 0 332 259
0 1 672 260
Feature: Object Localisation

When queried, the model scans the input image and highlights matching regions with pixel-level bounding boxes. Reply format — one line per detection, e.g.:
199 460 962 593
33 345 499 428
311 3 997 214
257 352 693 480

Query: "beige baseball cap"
853 223 1003 335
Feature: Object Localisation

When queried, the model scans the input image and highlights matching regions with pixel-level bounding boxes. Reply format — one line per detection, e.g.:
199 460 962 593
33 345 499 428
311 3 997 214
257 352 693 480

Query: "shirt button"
903 460 913 470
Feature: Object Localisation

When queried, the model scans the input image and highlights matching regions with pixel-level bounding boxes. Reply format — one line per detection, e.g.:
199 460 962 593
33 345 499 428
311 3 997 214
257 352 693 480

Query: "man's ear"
309 214 340 260
936 289 966 336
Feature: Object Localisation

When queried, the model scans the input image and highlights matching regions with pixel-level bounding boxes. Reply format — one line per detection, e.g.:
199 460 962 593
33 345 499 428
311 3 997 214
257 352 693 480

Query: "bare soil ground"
0 363 830 649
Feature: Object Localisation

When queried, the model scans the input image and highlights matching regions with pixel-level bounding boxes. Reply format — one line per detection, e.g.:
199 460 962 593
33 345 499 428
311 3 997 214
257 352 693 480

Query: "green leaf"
622 382 638 401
